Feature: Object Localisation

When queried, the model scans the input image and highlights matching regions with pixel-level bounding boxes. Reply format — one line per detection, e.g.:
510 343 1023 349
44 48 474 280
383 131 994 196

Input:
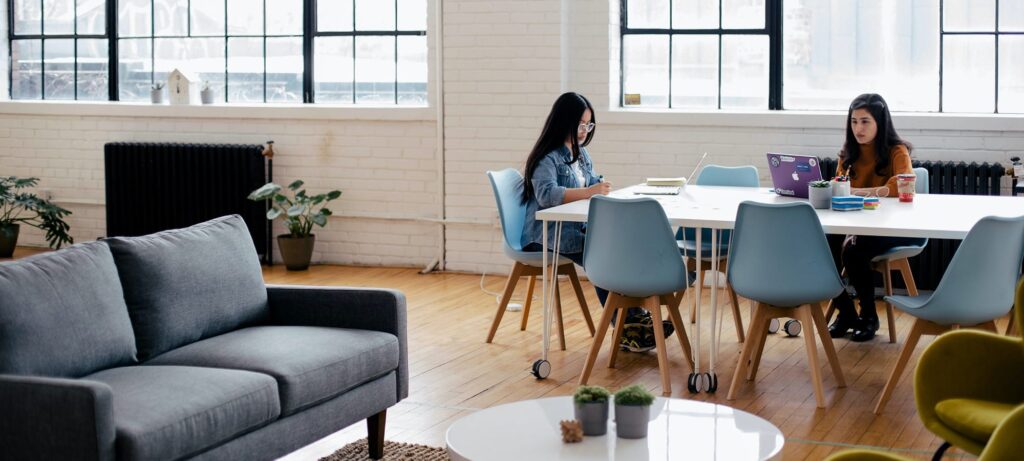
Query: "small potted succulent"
808 179 832 209
151 82 165 104
613 384 655 439
573 385 611 436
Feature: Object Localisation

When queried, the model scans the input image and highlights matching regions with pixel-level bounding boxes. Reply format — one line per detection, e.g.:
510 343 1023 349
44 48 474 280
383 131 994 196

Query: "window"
622 0 1024 113
9 0 110 100
6 0 427 104
620 0 775 110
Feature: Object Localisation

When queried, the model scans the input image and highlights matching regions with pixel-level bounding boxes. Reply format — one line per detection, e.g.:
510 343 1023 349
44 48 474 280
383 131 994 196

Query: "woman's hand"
588 181 612 197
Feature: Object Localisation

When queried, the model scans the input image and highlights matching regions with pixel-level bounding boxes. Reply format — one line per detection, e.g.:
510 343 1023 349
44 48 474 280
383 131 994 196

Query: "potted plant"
0 176 73 257
573 385 611 436
613 384 655 439
248 180 341 271
808 179 832 209
151 82 165 104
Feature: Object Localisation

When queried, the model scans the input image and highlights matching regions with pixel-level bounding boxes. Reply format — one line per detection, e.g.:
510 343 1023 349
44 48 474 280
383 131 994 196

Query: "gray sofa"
0 215 407 461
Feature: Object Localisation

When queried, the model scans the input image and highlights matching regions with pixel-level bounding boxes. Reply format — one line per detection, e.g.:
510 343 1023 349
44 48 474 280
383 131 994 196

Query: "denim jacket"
522 145 600 254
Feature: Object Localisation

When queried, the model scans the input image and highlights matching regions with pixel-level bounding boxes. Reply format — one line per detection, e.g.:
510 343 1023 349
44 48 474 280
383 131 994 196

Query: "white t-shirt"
570 161 586 187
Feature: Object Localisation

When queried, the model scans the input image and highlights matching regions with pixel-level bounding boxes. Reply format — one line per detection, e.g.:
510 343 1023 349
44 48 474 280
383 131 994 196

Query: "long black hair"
522 92 595 204
840 93 911 179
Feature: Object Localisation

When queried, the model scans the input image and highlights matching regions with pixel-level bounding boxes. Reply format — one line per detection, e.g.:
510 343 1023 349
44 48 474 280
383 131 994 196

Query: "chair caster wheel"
768 318 780 334
705 373 718 393
687 373 699 393
531 359 551 379
784 319 802 337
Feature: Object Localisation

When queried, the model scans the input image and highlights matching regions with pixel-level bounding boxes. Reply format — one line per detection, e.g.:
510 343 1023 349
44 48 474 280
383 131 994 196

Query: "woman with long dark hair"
827 93 923 342
520 92 669 352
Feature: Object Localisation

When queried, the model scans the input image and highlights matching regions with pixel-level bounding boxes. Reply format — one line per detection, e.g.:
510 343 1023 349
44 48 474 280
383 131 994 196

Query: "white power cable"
480 225 539 310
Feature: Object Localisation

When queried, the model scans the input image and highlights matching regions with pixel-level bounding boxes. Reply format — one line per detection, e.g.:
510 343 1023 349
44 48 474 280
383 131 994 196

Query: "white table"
445 396 784 461
535 185 1024 388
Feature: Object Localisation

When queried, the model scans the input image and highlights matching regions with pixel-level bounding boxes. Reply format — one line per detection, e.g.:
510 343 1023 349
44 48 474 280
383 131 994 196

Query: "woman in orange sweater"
827 93 923 342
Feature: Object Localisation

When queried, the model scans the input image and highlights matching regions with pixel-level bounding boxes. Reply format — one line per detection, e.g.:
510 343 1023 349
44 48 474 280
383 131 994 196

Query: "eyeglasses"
578 122 595 133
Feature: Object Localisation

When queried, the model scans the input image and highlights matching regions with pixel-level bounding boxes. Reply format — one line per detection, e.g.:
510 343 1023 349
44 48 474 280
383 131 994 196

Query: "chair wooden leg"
894 259 919 296
579 294 619 386
367 409 386 460
747 311 772 382
647 296 672 396
555 282 566 351
1007 310 1018 336
795 306 827 408
520 275 536 331
728 285 745 343
729 303 767 400
486 263 524 343
566 268 596 336
810 302 846 387
607 306 627 368
875 319 937 414
882 261 897 344
664 293 694 373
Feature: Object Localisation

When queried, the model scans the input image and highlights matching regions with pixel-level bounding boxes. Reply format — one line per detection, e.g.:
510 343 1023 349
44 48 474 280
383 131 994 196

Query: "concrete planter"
574 401 609 436
808 185 832 209
614 404 650 439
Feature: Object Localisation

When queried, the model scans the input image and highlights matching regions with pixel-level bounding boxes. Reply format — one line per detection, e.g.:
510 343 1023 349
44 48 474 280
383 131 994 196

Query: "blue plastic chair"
873 214 1024 414
485 169 595 349
726 201 847 408
826 167 931 343
678 165 760 341
578 195 694 395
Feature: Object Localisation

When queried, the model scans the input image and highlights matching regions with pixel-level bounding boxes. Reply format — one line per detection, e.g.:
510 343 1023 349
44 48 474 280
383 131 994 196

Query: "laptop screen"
766 153 823 198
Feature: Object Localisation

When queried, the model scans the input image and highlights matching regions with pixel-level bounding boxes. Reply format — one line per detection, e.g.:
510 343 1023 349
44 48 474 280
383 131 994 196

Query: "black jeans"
827 234 925 319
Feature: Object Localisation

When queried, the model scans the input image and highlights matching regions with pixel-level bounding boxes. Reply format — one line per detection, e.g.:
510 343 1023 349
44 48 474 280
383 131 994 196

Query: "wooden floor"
2 248 981 460
269 264 995 461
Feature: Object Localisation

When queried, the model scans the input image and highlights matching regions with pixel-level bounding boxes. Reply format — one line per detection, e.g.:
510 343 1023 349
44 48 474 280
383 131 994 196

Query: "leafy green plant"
0 176 73 248
573 385 611 404
247 180 341 238
809 180 831 188
614 384 655 406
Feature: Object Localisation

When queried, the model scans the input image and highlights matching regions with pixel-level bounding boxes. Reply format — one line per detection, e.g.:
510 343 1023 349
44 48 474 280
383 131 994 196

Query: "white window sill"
602 108 1024 132
0 100 436 122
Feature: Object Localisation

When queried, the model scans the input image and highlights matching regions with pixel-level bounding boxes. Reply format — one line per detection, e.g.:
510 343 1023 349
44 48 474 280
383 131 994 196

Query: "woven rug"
318 438 449 461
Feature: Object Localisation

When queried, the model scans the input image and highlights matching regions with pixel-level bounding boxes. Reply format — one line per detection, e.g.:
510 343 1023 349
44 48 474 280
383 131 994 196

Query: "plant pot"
0 224 20 258
614 403 650 439
151 89 164 104
808 186 832 209
574 401 609 436
278 234 315 271
201 89 215 105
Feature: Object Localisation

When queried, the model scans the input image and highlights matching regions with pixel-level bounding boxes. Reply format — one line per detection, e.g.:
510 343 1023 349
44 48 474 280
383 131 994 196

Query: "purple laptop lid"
767 153 823 198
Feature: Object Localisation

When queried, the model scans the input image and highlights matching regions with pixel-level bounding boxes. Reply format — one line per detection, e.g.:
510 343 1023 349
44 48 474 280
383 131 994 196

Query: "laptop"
766 153 823 198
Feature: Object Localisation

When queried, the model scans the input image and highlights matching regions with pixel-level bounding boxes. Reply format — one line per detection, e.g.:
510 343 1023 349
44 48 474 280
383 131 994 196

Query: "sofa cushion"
85 365 280 461
146 326 400 416
935 398 1016 445
0 241 137 377
105 215 269 360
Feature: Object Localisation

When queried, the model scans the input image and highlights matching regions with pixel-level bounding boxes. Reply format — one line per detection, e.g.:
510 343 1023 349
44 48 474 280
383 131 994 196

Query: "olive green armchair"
827 277 1024 461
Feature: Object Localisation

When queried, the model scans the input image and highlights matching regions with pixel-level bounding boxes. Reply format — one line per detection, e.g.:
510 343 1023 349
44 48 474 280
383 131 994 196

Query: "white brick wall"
2 0 1023 275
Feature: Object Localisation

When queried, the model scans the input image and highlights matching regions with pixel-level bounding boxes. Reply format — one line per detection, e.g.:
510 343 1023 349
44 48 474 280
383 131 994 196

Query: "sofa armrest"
983 403 1024 461
915 330 1024 427
267 285 408 400
0 374 116 461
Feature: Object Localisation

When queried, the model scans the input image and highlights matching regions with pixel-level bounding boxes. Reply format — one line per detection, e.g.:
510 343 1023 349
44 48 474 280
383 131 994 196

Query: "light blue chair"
726 201 847 408
678 165 760 342
578 195 694 395
485 169 595 349
873 214 1024 414
826 167 931 343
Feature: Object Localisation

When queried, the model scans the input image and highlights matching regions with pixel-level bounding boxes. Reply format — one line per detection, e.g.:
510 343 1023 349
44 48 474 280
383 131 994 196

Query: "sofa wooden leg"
367 410 386 460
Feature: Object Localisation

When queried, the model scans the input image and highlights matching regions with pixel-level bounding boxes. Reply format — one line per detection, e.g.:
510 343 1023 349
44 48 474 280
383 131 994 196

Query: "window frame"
618 0 782 109
6 0 428 104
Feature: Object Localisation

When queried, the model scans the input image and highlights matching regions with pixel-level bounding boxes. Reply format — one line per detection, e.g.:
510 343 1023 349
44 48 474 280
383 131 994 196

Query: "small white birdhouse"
168 68 201 105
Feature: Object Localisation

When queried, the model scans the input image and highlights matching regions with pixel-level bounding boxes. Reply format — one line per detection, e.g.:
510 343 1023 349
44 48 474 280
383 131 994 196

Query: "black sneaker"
620 324 655 352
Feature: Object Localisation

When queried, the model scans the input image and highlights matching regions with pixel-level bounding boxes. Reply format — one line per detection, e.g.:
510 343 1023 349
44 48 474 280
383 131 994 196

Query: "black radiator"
817 157 1005 290
105 142 273 264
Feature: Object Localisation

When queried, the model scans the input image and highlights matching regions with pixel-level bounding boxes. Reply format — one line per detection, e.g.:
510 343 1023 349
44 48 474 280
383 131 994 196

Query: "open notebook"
633 152 707 196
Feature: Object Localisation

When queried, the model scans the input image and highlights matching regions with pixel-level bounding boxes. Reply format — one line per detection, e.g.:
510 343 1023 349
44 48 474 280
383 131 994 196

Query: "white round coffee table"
446 396 783 460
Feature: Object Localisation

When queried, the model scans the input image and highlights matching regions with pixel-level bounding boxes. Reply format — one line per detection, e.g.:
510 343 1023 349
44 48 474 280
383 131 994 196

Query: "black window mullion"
667 0 672 108
995 0 1000 113
262 0 267 102
717 0 722 109
767 0 782 110
73 0 77 100
939 0 944 112
619 0 625 106
108 0 118 100
351 0 356 104
303 0 314 102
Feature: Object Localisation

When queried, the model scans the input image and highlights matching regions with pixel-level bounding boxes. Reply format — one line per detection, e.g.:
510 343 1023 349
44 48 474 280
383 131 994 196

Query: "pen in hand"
591 175 612 196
